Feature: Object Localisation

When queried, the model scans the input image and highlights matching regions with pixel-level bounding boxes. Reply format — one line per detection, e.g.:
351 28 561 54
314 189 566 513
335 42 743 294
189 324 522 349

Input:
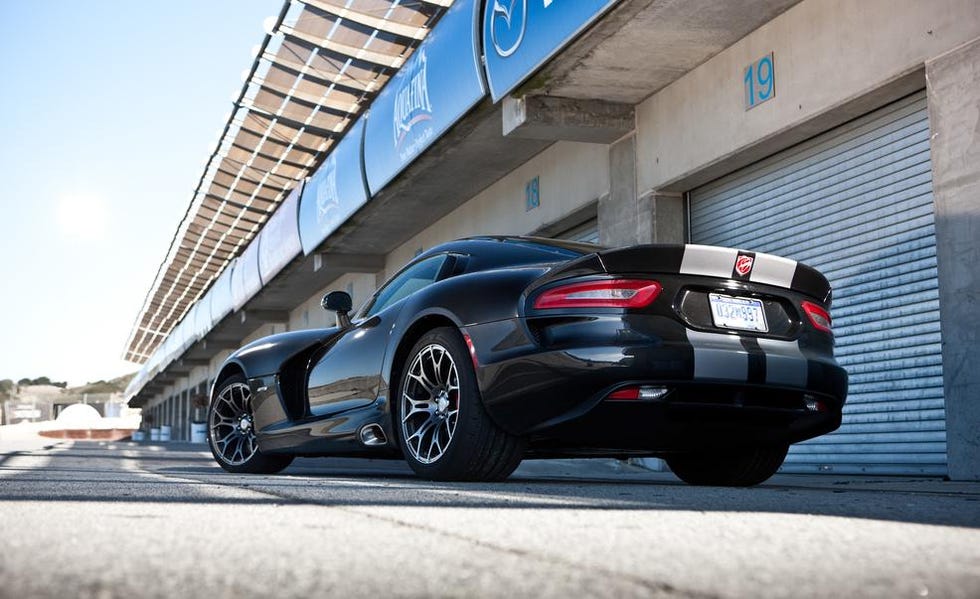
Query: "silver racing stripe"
680 244 797 289
748 253 798 289
679 244 800 290
756 337 808 387
686 329 748 381
679 245 739 279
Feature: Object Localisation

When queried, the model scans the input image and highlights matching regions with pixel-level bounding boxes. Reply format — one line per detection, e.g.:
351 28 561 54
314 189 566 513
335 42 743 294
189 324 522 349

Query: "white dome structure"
55 403 103 426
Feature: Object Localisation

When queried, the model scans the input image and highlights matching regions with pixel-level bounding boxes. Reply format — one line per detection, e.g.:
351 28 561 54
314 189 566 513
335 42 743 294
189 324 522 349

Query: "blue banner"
232 241 262 311
299 118 369 255
483 0 619 101
208 259 237 323
193 293 213 340
364 0 485 195
174 318 193 354
259 182 303 281
183 305 201 346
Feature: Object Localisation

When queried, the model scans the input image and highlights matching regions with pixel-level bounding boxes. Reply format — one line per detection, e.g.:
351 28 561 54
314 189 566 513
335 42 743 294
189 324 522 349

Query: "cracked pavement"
0 438 978 598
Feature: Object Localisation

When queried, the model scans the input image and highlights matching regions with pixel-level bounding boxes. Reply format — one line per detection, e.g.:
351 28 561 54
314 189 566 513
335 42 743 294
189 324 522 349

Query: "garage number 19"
744 53 775 110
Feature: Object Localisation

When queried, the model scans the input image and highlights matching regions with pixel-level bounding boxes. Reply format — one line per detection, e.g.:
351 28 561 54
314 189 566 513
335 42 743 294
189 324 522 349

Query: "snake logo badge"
734 254 755 277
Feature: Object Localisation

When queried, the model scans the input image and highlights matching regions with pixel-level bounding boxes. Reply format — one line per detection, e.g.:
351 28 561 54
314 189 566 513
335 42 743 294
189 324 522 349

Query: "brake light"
801 301 832 334
533 279 662 309
608 387 641 400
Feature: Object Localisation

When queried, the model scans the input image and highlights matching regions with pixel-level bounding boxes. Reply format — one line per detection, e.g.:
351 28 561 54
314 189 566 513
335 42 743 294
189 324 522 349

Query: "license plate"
708 293 768 333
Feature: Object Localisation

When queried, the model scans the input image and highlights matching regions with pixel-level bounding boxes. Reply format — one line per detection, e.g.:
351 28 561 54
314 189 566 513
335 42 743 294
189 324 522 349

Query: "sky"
0 0 282 385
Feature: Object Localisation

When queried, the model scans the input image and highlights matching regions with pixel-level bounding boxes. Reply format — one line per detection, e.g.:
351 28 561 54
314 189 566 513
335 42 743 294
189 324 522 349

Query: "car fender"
377 269 546 432
421 267 546 325
215 328 340 384
385 267 543 359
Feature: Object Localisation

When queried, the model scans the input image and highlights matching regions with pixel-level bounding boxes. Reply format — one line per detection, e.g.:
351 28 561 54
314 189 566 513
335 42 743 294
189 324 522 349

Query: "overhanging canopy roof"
124 0 450 363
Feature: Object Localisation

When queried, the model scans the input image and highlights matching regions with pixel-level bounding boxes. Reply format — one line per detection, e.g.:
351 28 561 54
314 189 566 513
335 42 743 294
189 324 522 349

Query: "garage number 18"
744 53 775 110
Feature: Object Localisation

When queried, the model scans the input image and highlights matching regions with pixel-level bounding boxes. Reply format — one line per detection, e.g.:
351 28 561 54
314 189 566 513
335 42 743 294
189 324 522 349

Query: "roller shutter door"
690 92 946 475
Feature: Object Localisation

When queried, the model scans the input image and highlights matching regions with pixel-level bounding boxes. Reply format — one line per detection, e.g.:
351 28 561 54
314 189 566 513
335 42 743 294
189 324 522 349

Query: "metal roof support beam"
279 26 405 69
252 85 352 120
233 102 341 140
213 169 289 195
238 125 321 157
257 80 361 115
229 142 312 171
202 195 270 218
262 49 375 93
298 0 428 40
502 95 635 144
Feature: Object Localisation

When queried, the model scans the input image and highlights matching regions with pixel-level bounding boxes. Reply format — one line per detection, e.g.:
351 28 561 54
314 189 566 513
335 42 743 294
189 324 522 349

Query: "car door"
306 254 452 418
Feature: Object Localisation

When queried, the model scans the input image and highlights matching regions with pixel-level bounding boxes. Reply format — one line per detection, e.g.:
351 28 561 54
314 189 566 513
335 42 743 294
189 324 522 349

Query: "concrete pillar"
599 134 639 247
926 37 980 481
181 389 189 441
599 134 687 247
639 191 685 244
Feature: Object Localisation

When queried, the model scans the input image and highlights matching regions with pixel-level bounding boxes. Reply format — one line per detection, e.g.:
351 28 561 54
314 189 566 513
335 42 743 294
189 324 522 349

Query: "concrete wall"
926 37 980 481
634 0 980 195
622 0 980 480
386 141 610 272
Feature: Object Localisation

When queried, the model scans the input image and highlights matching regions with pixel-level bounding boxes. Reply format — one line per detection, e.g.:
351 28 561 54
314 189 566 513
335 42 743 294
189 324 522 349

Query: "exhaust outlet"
358 423 388 447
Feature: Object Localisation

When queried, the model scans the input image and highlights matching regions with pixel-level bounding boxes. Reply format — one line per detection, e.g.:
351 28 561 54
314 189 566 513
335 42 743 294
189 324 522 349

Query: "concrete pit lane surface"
0 439 978 598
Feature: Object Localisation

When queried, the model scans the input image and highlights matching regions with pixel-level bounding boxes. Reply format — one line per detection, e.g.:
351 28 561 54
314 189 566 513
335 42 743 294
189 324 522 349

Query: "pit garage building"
123 0 980 480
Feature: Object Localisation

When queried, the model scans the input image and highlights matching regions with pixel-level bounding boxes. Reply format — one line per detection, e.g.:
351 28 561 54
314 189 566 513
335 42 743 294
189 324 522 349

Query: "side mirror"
322 291 353 329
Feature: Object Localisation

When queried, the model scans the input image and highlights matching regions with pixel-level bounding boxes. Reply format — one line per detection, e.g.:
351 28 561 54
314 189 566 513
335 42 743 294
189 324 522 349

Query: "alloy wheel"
400 343 460 464
209 382 258 466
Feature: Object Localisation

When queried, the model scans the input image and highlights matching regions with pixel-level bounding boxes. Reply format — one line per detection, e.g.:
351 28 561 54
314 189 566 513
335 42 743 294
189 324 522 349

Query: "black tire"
396 327 525 481
666 445 788 487
207 374 293 474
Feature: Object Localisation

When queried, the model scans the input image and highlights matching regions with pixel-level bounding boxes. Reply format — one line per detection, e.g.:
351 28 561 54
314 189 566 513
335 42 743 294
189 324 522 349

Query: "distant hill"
68 373 136 395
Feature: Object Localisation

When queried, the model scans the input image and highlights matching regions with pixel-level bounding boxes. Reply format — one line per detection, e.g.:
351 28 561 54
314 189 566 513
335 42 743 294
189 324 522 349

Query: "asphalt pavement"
0 437 978 598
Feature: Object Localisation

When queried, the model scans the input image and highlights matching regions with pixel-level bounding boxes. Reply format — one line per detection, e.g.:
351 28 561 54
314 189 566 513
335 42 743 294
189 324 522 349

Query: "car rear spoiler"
533 244 832 304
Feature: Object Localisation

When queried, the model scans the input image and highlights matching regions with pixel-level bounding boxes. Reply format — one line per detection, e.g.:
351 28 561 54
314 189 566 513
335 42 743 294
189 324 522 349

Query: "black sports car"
207 236 847 486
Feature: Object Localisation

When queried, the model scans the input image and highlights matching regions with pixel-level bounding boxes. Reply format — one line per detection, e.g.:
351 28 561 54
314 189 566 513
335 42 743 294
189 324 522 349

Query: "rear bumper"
467 316 847 446
526 387 842 456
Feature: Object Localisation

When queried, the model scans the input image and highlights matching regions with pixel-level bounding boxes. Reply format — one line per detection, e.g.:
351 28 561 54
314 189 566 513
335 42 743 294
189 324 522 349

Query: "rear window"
456 236 603 275
494 236 603 258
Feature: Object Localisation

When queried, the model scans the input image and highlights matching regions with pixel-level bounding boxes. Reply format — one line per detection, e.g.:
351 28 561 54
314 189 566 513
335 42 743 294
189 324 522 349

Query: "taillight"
533 279 662 309
801 301 832 334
